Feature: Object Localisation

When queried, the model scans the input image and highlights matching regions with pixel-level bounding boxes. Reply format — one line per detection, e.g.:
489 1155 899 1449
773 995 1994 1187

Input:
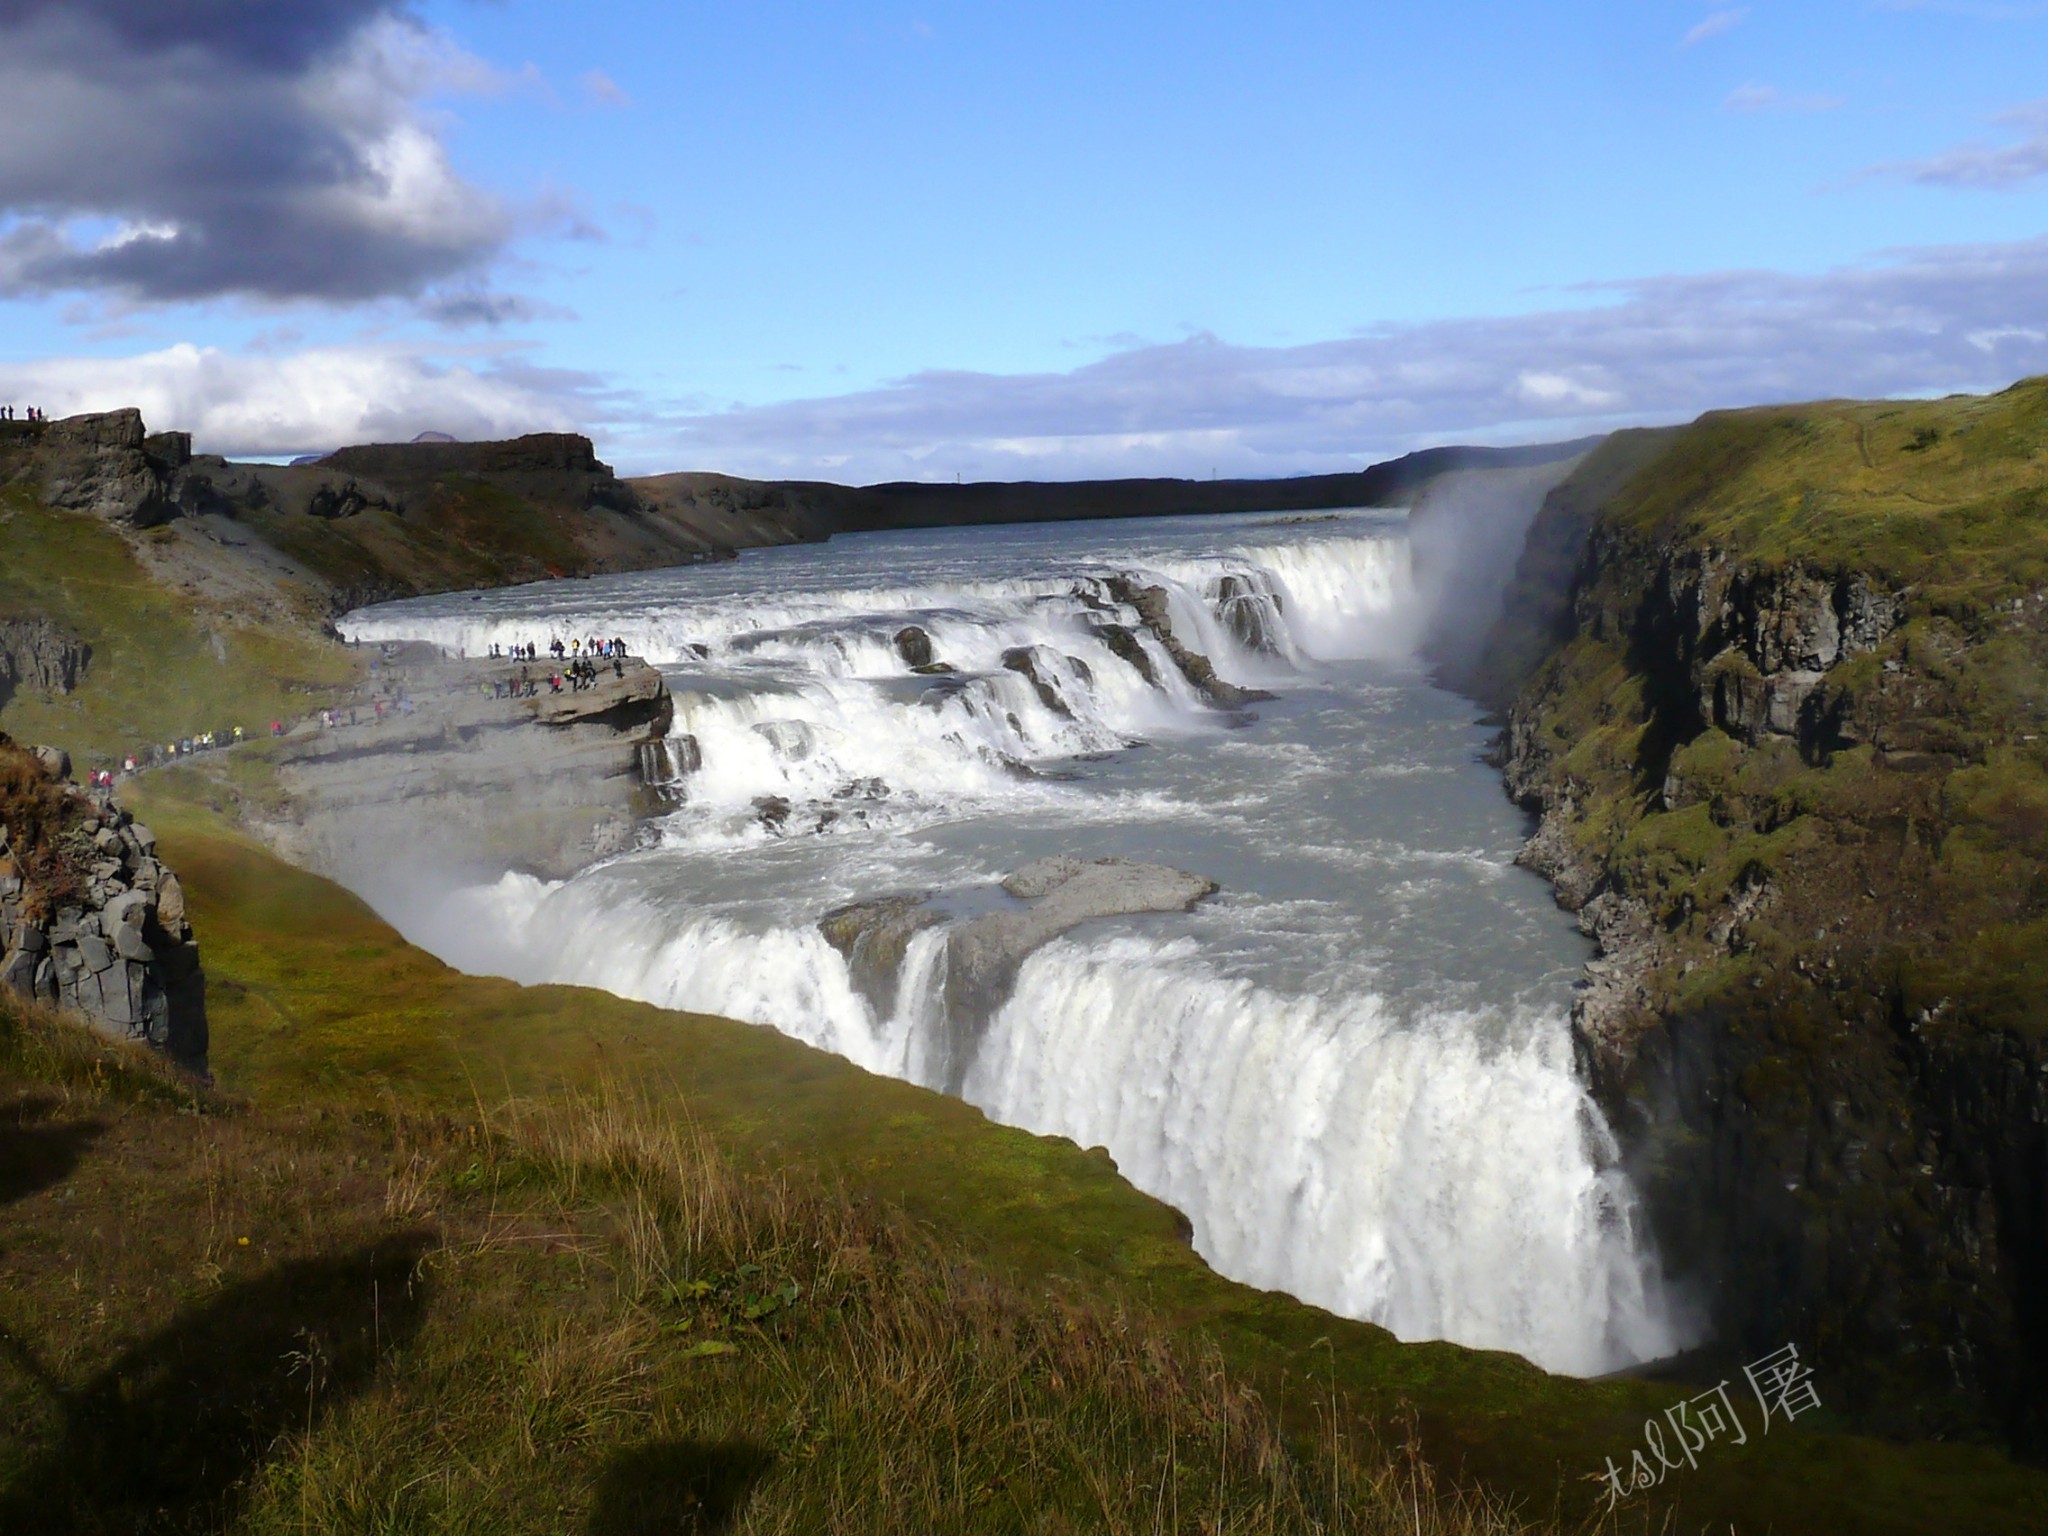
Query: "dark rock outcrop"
1098 575 1273 710
0 739 206 1071
1484 432 2048 1451
318 432 639 514
893 625 937 669
1000 646 1075 718
20 408 173 527
259 647 675 886
0 619 90 705
1213 574 1283 653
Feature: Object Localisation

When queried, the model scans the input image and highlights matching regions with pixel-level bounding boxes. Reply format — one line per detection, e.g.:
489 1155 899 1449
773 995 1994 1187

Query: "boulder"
893 625 937 669
1 947 35 997
76 932 113 973
1001 647 1074 719
111 923 155 964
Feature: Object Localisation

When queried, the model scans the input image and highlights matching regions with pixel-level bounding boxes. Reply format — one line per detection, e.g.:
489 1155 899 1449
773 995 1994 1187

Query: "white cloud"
1682 8 1750 46
630 234 2048 482
1723 83 1847 113
1859 98 2048 187
0 342 589 458
12 235 2048 481
578 68 630 107
1515 371 1623 409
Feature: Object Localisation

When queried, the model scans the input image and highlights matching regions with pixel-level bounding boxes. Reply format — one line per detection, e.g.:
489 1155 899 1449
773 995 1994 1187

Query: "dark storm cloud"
0 0 511 303
417 290 568 328
0 0 392 69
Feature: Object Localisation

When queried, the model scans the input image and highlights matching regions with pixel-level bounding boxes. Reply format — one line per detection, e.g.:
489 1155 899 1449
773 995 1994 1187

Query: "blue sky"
3 1 2047 478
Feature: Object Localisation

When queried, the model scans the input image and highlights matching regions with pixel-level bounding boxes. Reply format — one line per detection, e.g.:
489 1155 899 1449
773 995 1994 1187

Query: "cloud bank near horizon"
0 342 588 458
645 235 2048 481
4 235 2048 478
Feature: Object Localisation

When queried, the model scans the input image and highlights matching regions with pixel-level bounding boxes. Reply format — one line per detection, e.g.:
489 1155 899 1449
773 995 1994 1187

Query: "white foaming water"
347 508 1687 1376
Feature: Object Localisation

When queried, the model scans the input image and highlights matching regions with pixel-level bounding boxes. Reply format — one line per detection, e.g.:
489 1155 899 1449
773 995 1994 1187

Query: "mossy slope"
0 489 357 763
1479 377 2048 1453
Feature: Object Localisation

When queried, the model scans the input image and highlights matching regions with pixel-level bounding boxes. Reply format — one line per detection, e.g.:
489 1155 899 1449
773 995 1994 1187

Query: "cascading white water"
345 509 1688 1377
966 939 1671 1374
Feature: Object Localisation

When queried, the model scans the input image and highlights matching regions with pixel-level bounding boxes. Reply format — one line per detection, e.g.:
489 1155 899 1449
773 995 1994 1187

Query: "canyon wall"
1477 394 2048 1451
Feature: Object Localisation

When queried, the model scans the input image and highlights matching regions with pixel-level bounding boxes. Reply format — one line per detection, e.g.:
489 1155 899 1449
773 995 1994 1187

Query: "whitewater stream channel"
343 506 1686 1377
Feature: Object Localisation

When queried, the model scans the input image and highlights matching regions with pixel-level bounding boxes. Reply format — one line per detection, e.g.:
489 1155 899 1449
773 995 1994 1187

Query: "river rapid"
343 506 1688 1377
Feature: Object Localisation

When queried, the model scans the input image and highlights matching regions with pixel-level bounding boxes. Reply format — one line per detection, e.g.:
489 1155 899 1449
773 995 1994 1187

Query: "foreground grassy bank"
4 997 1540 1535
3 773 2025 1531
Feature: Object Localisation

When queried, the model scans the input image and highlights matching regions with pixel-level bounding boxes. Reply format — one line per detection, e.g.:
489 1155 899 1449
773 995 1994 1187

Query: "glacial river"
343 506 1684 1376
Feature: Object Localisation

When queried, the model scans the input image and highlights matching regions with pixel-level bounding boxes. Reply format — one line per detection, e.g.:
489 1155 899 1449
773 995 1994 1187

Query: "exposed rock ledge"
822 856 1217 1091
0 618 90 706
255 645 675 889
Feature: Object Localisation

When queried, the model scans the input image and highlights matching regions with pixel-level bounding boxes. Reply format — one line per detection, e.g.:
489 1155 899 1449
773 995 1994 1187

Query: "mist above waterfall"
342 496 1689 1376
1406 455 1591 684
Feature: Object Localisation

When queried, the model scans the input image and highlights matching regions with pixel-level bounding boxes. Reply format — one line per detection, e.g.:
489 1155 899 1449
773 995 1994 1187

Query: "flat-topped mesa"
0 735 207 1073
0 409 738 612
317 432 640 514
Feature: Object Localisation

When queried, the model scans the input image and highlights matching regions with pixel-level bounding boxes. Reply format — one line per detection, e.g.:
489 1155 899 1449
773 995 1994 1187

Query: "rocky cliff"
1477 385 2048 1452
0 737 206 1072
0 617 90 708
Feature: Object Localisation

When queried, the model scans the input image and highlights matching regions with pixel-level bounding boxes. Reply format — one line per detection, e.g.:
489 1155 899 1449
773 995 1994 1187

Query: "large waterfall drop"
344 508 1685 1376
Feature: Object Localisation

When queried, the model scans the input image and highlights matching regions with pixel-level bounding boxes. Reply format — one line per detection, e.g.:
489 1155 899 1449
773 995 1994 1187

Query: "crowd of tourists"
116 725 252 775
0 405 46 422
486 635 630 663
480 635 630 695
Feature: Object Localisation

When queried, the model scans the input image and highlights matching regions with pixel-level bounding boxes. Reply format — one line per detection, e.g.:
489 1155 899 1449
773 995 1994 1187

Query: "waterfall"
344 512 1689 1377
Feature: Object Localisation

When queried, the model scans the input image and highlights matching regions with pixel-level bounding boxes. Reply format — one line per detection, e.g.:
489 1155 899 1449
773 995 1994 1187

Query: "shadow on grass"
0 1092 104 1207
586 1437 775 1535
0 1229 432 1534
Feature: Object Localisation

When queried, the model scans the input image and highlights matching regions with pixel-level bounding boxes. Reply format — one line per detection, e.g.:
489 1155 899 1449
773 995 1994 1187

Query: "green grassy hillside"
6 995 1540 1536
0 488 358 764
